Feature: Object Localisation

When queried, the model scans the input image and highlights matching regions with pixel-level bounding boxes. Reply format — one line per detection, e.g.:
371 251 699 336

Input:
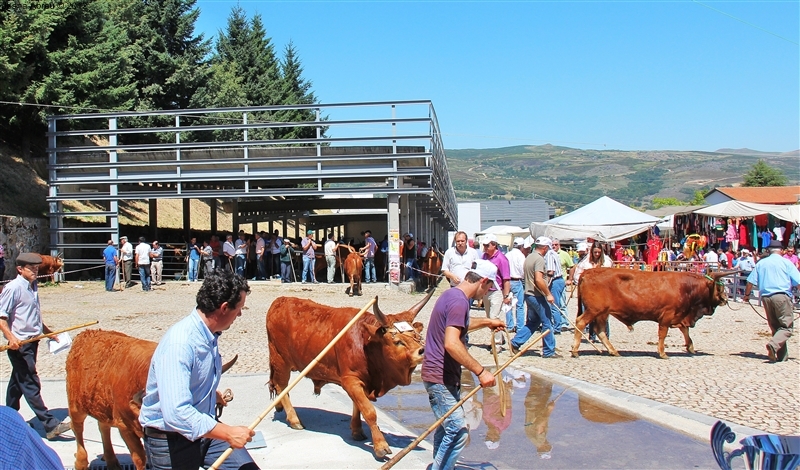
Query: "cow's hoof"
289 422 305 430
570 352 579 358
658 354 669 359
687 346 695 354
374 444 392 459
610 352 621 357
352 430 367 441
348 293 354 297
345 287 351 295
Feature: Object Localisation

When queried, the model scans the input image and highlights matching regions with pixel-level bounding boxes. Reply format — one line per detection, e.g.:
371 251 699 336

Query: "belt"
552 276 563 280
144 427 176 439
761 292 790 299
510 278 523 281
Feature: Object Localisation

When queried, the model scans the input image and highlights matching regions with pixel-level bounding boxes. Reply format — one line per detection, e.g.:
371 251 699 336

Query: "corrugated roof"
706 186 800 204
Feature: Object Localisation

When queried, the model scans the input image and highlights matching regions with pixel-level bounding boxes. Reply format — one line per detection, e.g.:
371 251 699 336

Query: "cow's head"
365 289 435 386
706 271 734 306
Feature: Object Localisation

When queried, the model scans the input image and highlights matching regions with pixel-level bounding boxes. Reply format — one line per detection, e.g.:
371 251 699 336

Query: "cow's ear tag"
394 321 413 332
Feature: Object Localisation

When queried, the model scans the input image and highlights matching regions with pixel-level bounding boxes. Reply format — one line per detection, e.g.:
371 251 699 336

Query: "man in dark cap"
0 253 71 440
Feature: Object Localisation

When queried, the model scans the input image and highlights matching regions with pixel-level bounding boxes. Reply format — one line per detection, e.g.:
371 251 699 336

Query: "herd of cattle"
62 268 733 469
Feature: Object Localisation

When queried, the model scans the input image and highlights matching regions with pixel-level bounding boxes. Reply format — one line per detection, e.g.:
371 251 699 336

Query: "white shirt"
573 255 612 283
773 226 785 242
234 239 247 256
506 248 526 279
120 241 133 261
223 240 236 257
703 250 719 265
324 239 336 256
135 242 151 265
441 246 480 287
270 237 282 255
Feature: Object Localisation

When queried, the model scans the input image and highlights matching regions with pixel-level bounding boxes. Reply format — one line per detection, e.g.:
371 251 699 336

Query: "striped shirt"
0 276 42 339
544 249 563 278
139 309 221 441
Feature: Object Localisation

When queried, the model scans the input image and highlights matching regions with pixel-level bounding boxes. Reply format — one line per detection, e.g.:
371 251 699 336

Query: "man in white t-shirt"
254 232 266 280
134 236 152 291
119 236 134 287
234 232 247 277
222 235 236 272
703 249 719 270
505 237 528 332
441 231 480 288
324 233 338 283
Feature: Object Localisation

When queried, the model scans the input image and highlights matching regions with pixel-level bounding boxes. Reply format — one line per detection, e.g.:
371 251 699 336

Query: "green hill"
445 145 800 211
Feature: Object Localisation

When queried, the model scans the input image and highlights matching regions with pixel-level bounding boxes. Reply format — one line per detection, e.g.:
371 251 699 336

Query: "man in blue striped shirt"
139 271 258 470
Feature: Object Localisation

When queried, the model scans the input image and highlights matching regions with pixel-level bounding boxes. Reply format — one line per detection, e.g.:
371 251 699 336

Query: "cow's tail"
576 285 583 319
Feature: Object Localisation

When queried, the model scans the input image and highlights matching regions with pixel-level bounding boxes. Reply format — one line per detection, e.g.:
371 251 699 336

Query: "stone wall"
0 215 49 280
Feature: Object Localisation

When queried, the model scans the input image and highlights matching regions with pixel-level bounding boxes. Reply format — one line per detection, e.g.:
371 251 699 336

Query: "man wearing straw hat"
139 270 258 469
0 252 71 440
421 259 506 470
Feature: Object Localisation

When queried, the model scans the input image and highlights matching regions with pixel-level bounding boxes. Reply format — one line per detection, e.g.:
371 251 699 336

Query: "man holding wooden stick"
421 259 506 470
0 252 71 440
138 270 258 470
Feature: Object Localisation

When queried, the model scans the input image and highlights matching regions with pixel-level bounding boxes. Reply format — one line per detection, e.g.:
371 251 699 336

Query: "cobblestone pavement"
5 280 798 436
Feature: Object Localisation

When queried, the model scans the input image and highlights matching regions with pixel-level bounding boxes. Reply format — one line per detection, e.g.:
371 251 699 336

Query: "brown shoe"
766 345 777 363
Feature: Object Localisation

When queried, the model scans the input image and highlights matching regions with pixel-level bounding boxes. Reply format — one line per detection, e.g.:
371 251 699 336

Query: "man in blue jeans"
422 259 505 470
102 240 118 291
510 237 559 358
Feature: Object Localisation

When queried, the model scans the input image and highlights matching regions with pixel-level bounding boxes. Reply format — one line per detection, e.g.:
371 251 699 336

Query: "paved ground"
4 278 798 440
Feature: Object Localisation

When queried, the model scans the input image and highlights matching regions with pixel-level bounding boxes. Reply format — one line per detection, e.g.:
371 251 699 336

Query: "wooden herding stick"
380 329 550 470
209 297 377 470
0 320 99 351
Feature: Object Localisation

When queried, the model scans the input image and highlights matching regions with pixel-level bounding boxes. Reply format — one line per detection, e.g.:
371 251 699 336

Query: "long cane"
209 297 377 470
0 320 99 352
380 330 550 470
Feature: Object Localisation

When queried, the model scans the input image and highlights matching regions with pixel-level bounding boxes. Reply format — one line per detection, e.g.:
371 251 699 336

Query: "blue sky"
194 1 799 152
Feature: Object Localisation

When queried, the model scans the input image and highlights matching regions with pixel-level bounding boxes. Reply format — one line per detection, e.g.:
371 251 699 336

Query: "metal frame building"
46 100 457 281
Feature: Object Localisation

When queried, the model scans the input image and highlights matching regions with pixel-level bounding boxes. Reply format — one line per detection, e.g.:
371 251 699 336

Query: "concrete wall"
1 215 50 280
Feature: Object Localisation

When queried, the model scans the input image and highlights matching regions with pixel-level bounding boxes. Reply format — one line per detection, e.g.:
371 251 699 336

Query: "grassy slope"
446 145 800 210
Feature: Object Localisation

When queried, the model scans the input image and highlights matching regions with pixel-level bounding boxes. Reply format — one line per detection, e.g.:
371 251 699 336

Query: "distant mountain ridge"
444 144 800 211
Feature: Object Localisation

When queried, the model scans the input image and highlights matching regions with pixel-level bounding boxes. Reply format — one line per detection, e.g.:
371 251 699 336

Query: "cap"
513 237 524 246
120 235 128 240
408 233 414 238
576 242 588 252
16 253 43 266
481 233 498 245
307 229 314 235
485 440 500 450
769 240 783 248
523 235 534 249
534 236 553 248
469 259 500 290
741 248 750 254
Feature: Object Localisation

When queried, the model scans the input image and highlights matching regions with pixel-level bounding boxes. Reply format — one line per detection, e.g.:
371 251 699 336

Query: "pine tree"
742 159 788 187
276 41 322 140
0 0 137 155
212 7 281 141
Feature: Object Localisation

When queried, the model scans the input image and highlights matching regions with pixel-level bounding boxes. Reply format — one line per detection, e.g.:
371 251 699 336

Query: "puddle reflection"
376 367 716 469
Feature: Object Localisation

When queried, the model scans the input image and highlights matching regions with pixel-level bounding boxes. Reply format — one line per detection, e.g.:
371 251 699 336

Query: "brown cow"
266 289 434 459
38 254 64 282
572 268 729 359
420 249 442 290
343 246 364 296
66 329 237 470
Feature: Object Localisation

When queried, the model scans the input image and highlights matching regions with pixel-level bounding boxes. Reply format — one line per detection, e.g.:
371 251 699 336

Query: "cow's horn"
710 270 737 281
408 286 437 319
221 354 238 374
372 296 389 327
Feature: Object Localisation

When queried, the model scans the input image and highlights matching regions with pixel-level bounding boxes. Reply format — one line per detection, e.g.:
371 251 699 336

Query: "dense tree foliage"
742 159 788 187
0 1 322 155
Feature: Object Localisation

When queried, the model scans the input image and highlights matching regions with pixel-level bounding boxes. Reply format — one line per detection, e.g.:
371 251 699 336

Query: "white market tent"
530 196 661 242
693 200 799 224
475 225 528 247
772 205 800 224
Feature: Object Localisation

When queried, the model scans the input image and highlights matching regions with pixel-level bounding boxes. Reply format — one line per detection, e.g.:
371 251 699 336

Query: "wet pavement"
376 367 720 469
